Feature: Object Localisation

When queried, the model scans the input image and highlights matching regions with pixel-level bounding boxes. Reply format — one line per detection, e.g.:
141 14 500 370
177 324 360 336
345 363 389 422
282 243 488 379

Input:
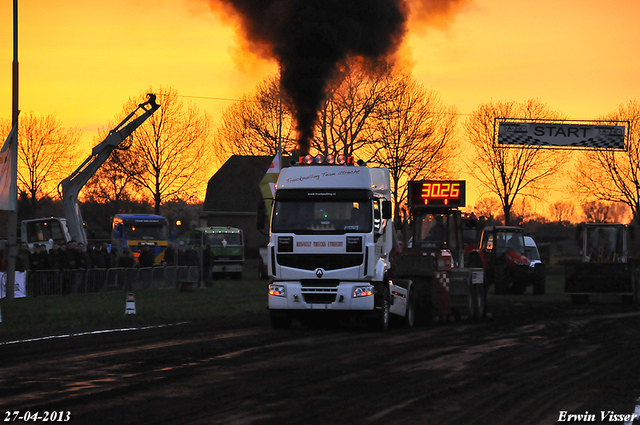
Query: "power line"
177 95 248 102
177 94 471 115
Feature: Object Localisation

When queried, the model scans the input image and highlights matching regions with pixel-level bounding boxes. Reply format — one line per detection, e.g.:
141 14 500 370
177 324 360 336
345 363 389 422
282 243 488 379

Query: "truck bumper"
268 281 375 311
565 262 635 294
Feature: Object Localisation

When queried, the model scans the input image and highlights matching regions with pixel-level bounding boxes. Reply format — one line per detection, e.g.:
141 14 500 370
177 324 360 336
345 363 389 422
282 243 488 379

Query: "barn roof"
203 155 274 213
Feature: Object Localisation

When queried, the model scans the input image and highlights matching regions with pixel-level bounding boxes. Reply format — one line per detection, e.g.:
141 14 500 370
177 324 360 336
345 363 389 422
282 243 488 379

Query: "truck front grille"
302 293 338 303
301 287 339 304
277 254 363 271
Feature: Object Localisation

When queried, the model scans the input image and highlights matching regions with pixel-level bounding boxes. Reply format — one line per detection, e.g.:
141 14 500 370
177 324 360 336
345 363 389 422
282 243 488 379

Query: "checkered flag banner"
497 121 627 150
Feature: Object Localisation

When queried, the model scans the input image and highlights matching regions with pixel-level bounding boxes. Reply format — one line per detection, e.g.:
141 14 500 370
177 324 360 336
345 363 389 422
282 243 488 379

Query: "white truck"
264 155 410 330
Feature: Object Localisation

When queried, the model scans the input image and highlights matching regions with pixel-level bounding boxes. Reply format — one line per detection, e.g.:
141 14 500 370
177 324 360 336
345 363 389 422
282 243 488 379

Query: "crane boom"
59 94 160 244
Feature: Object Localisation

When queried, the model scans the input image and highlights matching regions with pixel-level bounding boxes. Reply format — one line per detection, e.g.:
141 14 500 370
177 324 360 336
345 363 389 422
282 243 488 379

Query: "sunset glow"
2 0 640 208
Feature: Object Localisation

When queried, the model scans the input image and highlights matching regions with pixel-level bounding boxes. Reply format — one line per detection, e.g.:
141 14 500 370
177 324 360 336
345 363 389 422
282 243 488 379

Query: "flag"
0 124 17 211
259 154 280 216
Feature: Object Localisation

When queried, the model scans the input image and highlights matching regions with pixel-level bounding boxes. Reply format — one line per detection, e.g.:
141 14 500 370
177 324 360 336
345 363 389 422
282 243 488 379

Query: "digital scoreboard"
408 180 466 207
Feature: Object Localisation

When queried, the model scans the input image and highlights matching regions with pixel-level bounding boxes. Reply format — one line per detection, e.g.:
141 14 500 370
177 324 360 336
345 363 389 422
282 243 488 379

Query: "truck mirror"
257 199 266 230
382 201 392 220
170 231 175 240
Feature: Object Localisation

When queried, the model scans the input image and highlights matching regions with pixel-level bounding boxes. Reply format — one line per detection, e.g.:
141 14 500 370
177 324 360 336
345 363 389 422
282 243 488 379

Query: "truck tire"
368 286 390 331
270 311 292 329
403 288 416 328
473 283 487 320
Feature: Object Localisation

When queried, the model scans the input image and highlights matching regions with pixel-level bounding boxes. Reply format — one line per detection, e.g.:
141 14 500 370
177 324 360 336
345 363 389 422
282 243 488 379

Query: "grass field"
0 272 269 342
0 266 571 342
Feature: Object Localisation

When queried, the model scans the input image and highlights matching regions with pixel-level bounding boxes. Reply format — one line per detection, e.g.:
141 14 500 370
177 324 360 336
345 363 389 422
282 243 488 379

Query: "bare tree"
111 87 213 214
1 113 80 216
314 60 393 157
464 99 568 225
82 148 144 205
475 196 501 221
365 74 458 222
572 100 640 224
549 201 575 224
582 201 611 223
215 75 296 165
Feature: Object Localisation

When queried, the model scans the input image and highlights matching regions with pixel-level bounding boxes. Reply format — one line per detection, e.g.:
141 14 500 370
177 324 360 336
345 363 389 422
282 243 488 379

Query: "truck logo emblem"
315 268 324 278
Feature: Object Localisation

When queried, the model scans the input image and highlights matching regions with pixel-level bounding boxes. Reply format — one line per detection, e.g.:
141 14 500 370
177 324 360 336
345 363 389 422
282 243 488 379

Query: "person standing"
164 242 176 266
138 245 155 268
117 246 136 268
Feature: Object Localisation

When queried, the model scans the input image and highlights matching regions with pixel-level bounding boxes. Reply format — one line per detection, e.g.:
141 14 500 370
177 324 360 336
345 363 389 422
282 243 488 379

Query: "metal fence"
22 266 200 297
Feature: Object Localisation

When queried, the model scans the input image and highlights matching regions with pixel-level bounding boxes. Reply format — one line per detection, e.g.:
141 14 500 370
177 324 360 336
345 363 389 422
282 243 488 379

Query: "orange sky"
1 0 640 211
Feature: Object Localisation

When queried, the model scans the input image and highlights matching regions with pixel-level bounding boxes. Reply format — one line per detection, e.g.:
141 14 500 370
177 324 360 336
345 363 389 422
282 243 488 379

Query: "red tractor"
466 226 545 295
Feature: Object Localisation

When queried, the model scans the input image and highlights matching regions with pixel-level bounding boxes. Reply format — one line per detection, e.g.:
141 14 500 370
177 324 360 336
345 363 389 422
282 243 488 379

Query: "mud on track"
2 296 640 425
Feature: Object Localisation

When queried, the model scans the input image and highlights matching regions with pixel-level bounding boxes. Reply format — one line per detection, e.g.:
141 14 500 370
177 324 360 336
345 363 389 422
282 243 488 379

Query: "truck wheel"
533 276 546 295
368 287 390 331
473 284 487 320
403 288 416 328
270 311 292 329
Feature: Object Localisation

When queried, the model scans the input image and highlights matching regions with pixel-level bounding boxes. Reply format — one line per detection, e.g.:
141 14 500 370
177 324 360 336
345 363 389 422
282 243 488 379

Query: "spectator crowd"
13 240 212 275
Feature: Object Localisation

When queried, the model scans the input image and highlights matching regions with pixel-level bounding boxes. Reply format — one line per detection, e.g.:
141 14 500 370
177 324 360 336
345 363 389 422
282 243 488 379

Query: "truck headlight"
353 286 374 298
269 284 286 297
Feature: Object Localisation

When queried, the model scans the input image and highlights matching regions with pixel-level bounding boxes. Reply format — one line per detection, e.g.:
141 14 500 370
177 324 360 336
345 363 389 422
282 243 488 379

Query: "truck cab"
21 217 72 250
266 155 394 329
179 226 245 279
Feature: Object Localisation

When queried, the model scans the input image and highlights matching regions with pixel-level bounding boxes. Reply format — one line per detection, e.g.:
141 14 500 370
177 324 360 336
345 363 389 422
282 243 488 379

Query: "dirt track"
2 296 640 425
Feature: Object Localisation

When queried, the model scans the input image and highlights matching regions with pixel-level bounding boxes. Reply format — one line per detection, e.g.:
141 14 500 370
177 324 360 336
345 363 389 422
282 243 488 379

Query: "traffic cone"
125 293 136 315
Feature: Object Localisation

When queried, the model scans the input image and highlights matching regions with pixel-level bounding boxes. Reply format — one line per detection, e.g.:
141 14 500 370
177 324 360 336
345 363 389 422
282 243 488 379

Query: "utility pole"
6 0 19 300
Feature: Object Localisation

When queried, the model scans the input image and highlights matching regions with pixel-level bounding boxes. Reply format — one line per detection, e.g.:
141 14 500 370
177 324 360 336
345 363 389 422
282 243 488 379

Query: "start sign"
497 120 627 150
408 180 466 208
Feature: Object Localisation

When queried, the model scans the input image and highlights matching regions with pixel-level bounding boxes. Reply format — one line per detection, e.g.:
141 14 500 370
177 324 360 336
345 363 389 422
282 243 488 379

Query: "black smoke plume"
208 0 466 155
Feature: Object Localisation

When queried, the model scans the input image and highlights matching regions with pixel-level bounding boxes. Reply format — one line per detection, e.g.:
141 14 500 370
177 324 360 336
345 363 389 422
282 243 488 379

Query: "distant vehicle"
179 226 245 279
21 217 72 250
111 214 171 265
565 223 639 304
467 226 545 295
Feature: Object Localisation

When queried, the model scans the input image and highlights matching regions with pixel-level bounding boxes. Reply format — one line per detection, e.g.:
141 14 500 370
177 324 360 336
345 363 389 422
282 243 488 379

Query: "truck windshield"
495 232 525 256
415 214 448 248
124 223 168 240
205 233 242 246
272 200 373 234
25 220 66 244
586 226 622 260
